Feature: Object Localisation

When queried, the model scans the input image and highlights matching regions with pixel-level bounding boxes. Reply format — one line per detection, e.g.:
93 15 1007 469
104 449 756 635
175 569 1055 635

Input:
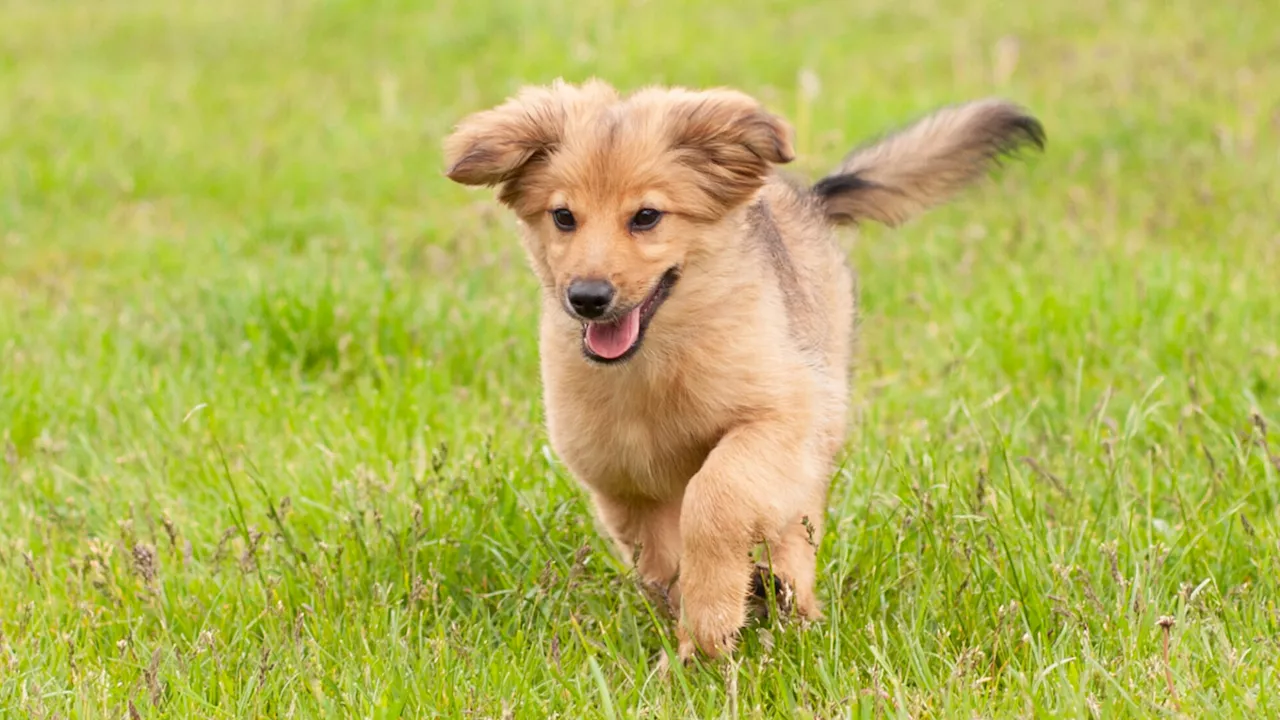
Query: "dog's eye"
630 209 663 232
551 208 577 231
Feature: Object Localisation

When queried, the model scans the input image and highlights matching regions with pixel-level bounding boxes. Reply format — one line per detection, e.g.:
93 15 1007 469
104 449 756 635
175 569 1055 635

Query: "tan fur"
814 99 1045 227
444 80 1042 660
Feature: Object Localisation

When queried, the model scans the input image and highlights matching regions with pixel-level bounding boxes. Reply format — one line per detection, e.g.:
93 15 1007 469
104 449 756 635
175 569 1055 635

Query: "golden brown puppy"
443 80 1042 660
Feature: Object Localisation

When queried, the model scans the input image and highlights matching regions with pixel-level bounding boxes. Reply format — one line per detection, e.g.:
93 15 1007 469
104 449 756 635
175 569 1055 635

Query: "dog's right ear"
443 85 567 189
443 80 618 207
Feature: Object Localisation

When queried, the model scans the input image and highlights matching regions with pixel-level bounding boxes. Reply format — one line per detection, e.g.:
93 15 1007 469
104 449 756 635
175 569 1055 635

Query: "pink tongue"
585 308 642 359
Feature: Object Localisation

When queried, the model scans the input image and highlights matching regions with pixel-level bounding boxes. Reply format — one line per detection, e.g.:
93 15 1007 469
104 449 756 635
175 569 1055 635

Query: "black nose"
566 279 616 319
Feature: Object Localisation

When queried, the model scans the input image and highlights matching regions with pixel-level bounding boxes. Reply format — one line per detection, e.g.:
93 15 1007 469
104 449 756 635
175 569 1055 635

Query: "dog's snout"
567 278 616 319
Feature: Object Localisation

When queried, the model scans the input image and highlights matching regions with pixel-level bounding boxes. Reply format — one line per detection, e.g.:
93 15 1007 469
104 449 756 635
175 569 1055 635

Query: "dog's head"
443 79 794 364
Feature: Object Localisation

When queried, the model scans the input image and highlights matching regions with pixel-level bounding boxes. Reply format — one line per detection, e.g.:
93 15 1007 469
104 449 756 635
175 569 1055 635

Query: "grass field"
3 0 1279 717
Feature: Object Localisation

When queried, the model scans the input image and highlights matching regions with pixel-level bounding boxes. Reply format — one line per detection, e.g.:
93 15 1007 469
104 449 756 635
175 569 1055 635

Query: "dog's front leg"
591 494 684 616
677 419 812 660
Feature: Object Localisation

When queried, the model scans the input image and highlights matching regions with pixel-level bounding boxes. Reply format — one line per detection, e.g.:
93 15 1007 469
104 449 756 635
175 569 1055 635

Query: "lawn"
2 0 1279 717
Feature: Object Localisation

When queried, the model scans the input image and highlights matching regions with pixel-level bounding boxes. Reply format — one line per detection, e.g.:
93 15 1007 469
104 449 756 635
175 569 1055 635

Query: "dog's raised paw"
676 625 739 662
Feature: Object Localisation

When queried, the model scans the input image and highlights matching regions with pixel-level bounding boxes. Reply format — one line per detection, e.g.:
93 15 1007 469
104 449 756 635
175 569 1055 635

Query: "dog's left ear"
663 89 795 211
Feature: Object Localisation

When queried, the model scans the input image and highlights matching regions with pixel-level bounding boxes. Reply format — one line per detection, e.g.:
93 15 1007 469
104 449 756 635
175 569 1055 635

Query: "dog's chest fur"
541 344 739 502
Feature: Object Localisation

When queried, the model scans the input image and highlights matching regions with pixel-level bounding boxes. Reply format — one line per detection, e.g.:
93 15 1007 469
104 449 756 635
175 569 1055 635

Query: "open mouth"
580 267 680 364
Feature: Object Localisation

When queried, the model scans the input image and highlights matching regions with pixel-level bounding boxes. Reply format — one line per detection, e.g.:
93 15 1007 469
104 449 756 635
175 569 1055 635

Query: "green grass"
2 0 1279 717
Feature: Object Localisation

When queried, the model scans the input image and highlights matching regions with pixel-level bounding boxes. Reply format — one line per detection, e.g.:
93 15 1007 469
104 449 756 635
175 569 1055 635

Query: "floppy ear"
443 80 618 206
443 84 568 196
813 99 1044 227
659 88 796 212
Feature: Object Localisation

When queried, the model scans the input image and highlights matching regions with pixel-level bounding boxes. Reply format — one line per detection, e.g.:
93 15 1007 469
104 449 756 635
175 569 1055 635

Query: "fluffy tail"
812 99 1044 227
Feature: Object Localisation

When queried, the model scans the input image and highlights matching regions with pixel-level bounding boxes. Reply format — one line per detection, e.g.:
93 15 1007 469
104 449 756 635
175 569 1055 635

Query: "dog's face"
444 80 794 363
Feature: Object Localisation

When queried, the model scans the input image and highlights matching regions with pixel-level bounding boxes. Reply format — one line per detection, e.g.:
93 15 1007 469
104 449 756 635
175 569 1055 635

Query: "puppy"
443 80 1043 660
